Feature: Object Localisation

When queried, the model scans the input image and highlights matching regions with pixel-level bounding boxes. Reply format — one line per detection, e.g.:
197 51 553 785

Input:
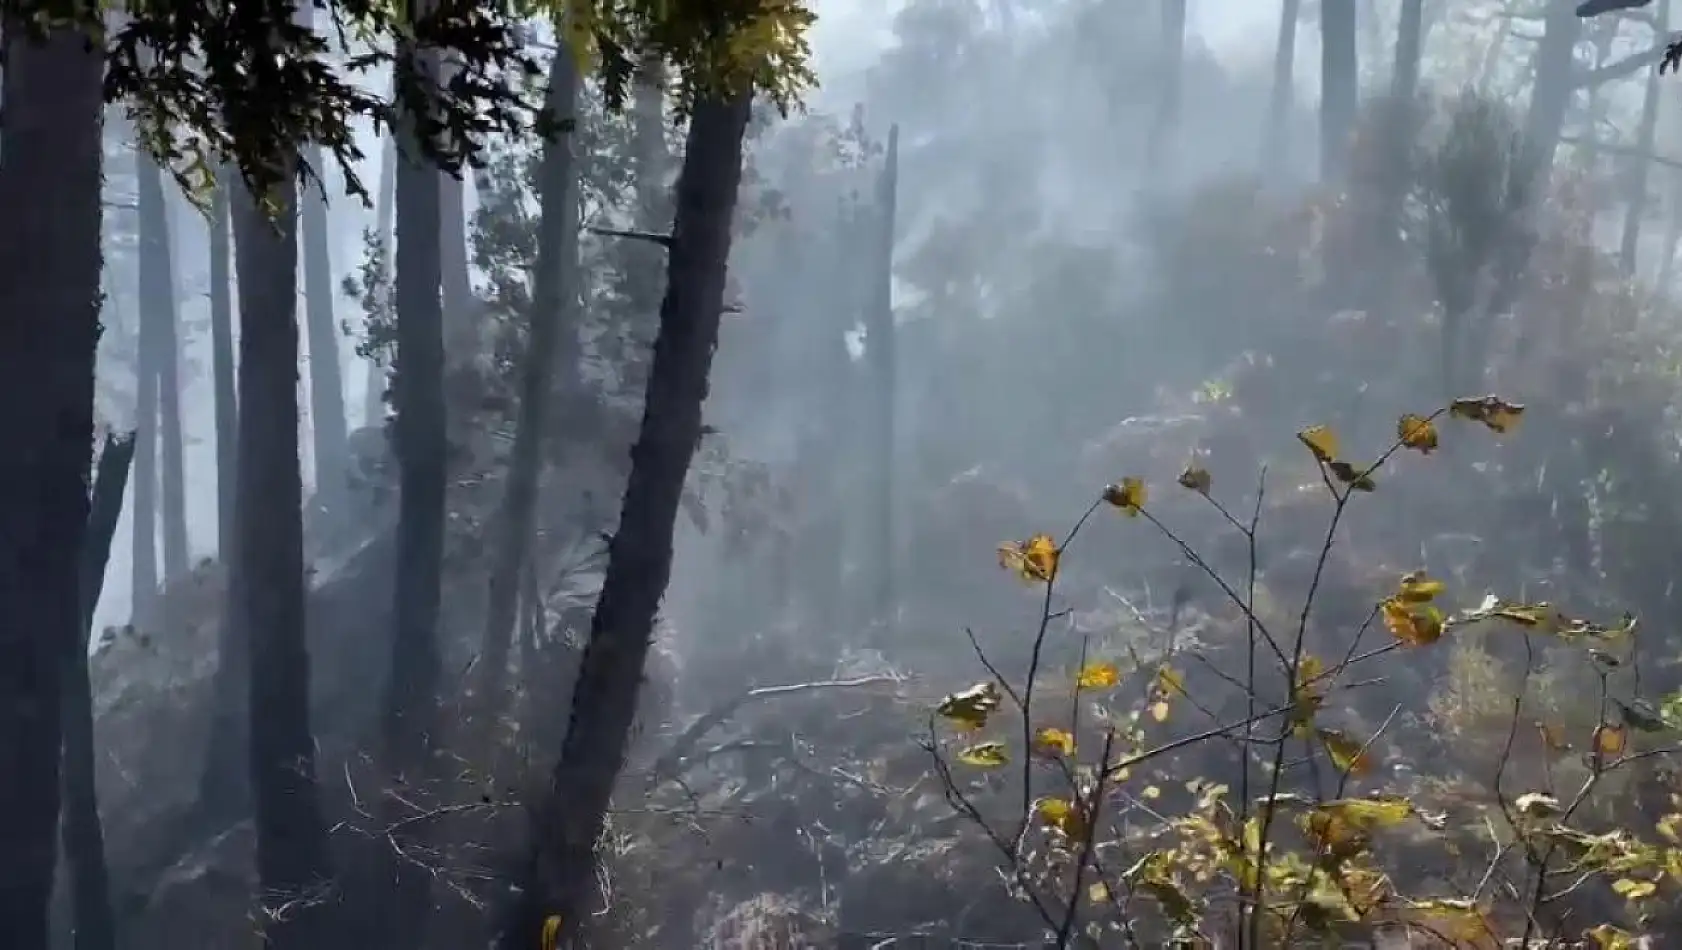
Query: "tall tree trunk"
1146 0 1187 175
475 41 580 728
159 194 188 580
198 170 247 817
1262 0 1302 177
210 170 238 555
133 147 165 627
378 22 448 947
866 126 899 631
623 55 672 400
363 119 399 427
0 19 103 949
60 433 134 950
1620 2 1668 275
302 145 350 516
497 90 754 950
233 164 336 949
1319 0 1358 182
1391 0 1424 102
1522 1 1583 182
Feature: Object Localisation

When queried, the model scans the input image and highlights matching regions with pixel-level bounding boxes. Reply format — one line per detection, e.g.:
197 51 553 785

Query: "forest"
13 0 1682 947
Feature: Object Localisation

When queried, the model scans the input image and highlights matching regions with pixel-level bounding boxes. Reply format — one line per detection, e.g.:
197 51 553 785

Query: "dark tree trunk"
476 41 580 724
378 26 448 947
1620 4 1667 275
302 145 350 516
1319 0 1358 181
1146 0 1187 174
497 90 754 950
233 168 336 949
1262 0 1301 177
1391 0 1424 102
363 118 399 427
865 126 899 631
210 171 239 558
0 20 103 950
198 170 248 819
1522 1 1582 180
60 433 135 950
158 195 188 580
132 154 160 626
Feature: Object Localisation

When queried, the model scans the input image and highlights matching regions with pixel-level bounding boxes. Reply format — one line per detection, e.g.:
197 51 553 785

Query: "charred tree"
1621 4 1669 274
865 126 899 631
302 144 350 518
476 40 581 726
497 89 755 950
1319 0 1358 181
1146 0 1187 174
0 19 104 949
232 162 336 949
210 171 238 556
1262 0 1301 176
60 433 135 950
159 195 188 580
1391 0 1424 102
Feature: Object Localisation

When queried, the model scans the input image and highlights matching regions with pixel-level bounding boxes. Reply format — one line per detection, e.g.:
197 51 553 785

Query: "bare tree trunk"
1146 0 1187 175
302 145 350 515
497 90 754 950
60 433 134 950
210 170 238 555
363 112 398 427
1620 2 1669 275
1262 0 1302 177
1391 0 1424 102
0 18 103 948
1319 0 1358 182
159 195 188 580
866 126 899 631
475 40 580 727
233 159 336 950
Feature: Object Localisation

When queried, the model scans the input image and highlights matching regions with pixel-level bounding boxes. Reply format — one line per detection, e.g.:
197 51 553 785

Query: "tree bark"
198 169 248 818
1146 0 1187 174
233 163 336 950
1620 3 1668 275
132 149 161 627
159 193 188 580
302 145 350 516
476 40 580 726
497 90 754 950
60 433 135 950
1391 0 1424 102
866 126 899 631
1262 0 1301 177
0 18 103 949
363 109 399 428
1319 0 1358 182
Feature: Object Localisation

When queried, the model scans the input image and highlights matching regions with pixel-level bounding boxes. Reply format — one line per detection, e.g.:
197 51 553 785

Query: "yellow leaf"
1382 597 1444 646
1404 899 1492 943
1155 666 1187 698
1449 395 1525 434
1317 729 1373 776
1326 459 1376 491
957 741 1010 767
1397 413 1439 453
1657 813 1682 844
1316 796 1414 828
1594 722 1629 758
1087 880 1110 904
1142 785 1161 800
1396 570 1445 603
1612 877 1658 900
998 534 1059 583
1032 726 1076 758
1289 655 1327 737
936 682 1002 731
541 915 563 950
1149 700 1170 722
1587 924 1643 950
1035 796 1086 837
1177 464 1212 495
1297 424 1340 464
1103 477 1147 515
1537 721 1573 754
1076 661 1121 690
